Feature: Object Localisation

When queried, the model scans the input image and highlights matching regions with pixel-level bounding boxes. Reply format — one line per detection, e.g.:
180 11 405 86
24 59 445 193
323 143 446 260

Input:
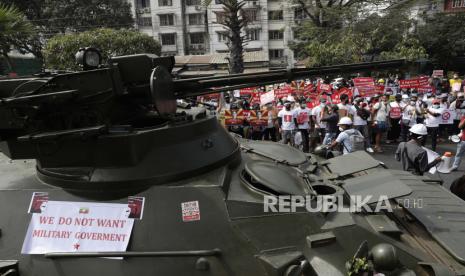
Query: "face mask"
320 103 326 107
427 93 432 97
433 104 440 109
339 127 344 132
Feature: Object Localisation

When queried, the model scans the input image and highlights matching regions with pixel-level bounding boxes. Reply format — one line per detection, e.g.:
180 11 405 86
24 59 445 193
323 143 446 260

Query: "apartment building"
128 0 304 68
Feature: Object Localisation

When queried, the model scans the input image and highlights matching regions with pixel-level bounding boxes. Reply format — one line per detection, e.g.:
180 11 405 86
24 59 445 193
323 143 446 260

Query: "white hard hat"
402 94 409 99
409 124 427 136
338 116 353 125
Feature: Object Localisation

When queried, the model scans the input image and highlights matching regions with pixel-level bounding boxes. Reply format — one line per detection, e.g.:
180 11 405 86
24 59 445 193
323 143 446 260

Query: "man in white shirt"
424 99 443 151
278 101 297 145
312 98 327 143
351 97 373 152
400 96 418 142
371 95 390 152
295 101 312 152
329 117 363 155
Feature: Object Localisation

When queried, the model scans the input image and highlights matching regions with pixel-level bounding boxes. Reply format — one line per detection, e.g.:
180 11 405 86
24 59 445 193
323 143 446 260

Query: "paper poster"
441 109 455 124
181 201 200 222
22 200 135 255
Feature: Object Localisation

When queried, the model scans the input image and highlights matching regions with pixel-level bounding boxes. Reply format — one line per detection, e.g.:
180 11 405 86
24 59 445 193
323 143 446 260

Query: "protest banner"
22 200 135 255
260 90 275 105
441 109 455 124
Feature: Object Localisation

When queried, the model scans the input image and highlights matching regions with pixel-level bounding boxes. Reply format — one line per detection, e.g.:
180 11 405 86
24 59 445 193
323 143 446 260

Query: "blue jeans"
453 141 465 168
323 132 337 145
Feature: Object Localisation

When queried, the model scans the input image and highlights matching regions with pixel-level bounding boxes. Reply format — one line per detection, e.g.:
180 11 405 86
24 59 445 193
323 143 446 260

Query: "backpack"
342 129 365 153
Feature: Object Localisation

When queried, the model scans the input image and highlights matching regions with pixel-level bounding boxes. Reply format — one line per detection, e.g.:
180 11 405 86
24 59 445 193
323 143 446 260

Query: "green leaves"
43 28 161 70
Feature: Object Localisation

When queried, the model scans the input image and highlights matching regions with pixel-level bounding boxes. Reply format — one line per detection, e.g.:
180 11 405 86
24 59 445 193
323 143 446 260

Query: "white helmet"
402 94 409 99
409 124 427 136
338 116 353 125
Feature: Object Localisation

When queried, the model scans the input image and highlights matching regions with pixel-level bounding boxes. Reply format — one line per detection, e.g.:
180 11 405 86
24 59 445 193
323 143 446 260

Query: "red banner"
240 87 257 96
353 77 376 97
399 76 429 89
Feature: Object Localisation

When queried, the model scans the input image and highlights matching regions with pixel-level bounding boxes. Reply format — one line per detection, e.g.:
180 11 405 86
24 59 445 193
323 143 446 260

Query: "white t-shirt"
337 103 355 117
373 102 389 122
388 101 404 119
351 105 368 126
295 107 312 129
278 109 297 131
450 100 465 120
312 105 327 129
402 105 417 127
425 107 443 127
336 129 360 154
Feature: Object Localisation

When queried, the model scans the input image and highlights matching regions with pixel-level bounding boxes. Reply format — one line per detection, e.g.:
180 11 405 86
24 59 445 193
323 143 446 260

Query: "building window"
215 12 226 24
294 8 308 20
159 14 174 26
268 10 283 20
190 33 205 44
138 0 150 8
137 17 152 26
243 9 258 22
158 0 172 6
161 33 176 45
186 0 201 5
188 13 203 25
452 0 464 7
269 49 284 59
246 29 260 41
217 32 229 42
215 0 224 4
269 30 283 40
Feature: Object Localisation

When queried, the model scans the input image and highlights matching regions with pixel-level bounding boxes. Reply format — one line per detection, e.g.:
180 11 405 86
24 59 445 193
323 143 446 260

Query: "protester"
295 100 312 152
452 114 465 171
450 73 463 93
372 95 389 152
387 94 404 143
352 97 373 152
329 117 364 154
395 124 443 175
278 101 297 145
321 104 339 145
424 99 442 151
263 103 278 141
312 98 327 143
400 96 418 142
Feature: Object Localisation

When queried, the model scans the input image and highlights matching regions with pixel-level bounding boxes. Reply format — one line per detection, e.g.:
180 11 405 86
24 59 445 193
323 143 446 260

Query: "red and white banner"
22 200 134 255
399 76 429 89
260 90 275 105
353 77 376 97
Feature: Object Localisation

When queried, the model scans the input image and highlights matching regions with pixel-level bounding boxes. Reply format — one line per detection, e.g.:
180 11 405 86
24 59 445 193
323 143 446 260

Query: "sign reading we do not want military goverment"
22 197 139 255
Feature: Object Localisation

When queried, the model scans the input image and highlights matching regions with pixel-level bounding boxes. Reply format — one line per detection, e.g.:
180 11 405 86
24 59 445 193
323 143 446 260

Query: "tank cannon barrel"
172 59 406 98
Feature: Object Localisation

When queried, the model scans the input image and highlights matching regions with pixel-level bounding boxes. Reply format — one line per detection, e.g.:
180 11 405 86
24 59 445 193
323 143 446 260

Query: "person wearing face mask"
400 97 418 142
329 117 363 155
395 124 443 175
387 94 404 143
278 101 298 145
371 95 390 153
321 104 339 145
337 94 354 118
295 100 312 152
424 99 443 151
450 93 465 135
351 98 373 152
312 98 327 144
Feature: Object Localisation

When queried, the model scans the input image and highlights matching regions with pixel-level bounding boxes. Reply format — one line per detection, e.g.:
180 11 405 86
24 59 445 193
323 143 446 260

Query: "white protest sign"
260 90 275 106
441 109 455 124
22 201 134 255
452 83 462 92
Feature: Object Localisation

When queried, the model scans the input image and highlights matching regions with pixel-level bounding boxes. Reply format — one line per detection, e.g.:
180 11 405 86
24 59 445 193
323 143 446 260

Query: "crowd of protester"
212 73 465 167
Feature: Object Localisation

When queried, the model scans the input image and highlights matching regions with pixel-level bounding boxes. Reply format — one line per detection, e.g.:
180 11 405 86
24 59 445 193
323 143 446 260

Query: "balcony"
189 44 206 51
269 56 288 67
136 7 151 14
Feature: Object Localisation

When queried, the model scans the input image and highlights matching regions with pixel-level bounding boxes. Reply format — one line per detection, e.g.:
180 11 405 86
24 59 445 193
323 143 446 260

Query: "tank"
0 50 464 276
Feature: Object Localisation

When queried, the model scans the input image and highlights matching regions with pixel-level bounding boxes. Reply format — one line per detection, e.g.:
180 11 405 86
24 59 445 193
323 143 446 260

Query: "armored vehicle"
0 49 464 275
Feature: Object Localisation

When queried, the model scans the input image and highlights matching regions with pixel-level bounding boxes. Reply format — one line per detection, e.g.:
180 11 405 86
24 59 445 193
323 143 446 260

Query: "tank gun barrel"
173 59 406 98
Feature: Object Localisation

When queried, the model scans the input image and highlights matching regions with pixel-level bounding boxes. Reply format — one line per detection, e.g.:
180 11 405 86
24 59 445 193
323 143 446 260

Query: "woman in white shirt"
424 99 442 151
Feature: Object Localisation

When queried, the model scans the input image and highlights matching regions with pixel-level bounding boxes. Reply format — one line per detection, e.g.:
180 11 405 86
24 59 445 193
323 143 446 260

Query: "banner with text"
22 201 134 254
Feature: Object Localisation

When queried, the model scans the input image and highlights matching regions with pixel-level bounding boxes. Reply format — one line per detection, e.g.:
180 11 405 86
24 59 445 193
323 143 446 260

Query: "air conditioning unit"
253 1 258 6
195 5 202 11
145 7 151 13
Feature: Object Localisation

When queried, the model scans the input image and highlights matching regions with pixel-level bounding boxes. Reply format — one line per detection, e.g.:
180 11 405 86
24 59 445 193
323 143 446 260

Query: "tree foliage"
3 0 134 59
44 28 161 70
292 7 427 67
0 4 34 71
417 12 465 68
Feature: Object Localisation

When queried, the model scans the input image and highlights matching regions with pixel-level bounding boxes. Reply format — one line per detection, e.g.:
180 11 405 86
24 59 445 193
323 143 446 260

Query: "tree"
291 7 427 66
206 0 248 73
417 12 465 68
43 28 161 70
2 0 134 60
0 4 34 72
